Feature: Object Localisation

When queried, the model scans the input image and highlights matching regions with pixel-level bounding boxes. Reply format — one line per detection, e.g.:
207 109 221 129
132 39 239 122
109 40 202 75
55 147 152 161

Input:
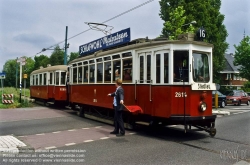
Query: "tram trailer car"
30 65 68 105
68 38 217 137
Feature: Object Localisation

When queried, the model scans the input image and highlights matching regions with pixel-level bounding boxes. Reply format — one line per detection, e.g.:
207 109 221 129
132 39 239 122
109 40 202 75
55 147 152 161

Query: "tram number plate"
175 92 187 97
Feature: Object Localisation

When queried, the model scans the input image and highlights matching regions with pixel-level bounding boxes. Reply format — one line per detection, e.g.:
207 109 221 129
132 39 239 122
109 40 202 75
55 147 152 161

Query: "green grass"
0 87 34 109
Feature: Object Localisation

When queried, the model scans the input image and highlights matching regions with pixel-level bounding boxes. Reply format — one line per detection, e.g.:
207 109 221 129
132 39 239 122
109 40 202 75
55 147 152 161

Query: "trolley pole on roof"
64 26 68 65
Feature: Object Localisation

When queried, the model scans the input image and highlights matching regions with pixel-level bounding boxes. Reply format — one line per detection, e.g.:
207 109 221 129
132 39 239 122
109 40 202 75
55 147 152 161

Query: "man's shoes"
110 131 119 134
116 133 125 137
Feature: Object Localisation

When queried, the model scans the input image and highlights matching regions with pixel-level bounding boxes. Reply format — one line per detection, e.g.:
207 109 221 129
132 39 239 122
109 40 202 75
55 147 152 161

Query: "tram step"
135 121 150 126
47 102 54 105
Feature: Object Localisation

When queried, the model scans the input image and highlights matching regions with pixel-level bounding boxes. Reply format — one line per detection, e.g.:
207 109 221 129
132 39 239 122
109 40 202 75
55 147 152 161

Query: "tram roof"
31 65 67 75
70 38 213 64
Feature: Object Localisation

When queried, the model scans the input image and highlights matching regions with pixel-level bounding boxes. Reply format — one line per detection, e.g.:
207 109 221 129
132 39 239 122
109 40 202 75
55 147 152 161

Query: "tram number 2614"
175 92 187 97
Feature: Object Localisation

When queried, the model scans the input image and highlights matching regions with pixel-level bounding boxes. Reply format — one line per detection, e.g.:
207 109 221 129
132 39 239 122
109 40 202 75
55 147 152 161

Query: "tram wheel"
209 128 216 137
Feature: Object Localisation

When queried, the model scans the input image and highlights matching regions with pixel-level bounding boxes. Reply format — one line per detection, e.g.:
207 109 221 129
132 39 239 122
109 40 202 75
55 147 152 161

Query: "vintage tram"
30 65 68 105
66 34 217 136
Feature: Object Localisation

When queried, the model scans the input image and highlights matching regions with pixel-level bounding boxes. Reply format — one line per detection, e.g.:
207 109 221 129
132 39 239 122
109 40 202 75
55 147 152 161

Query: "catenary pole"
64 26 68 65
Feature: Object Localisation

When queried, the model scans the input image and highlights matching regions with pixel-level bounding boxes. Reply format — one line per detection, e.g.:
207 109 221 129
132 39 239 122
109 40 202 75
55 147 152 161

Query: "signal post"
17 57 26 103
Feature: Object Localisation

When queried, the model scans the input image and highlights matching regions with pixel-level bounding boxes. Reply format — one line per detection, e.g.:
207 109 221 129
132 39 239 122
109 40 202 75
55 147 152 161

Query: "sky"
0 0 249 72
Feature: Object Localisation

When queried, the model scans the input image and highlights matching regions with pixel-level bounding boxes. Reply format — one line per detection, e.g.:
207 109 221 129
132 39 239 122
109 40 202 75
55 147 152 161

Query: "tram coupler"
193 125 217 137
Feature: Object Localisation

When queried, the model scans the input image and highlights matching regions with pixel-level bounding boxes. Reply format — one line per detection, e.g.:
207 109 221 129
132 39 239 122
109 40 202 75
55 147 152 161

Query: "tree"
23 57 35 87
68 52 79 64
233 36 250 80
50 46 64 66
2 59 17 87
34 55 50 70
159 0 228 83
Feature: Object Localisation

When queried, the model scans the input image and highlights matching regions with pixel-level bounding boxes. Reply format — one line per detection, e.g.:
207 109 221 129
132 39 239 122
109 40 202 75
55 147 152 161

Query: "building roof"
220 53 240 73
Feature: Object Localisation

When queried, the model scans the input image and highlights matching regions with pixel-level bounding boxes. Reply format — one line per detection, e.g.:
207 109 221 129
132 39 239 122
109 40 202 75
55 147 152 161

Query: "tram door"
48 72 54 99
137 53 152 114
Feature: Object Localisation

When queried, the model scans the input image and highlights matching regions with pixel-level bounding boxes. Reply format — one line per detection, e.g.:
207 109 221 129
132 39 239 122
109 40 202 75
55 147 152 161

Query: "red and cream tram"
68 36 217 136
30 65 68 105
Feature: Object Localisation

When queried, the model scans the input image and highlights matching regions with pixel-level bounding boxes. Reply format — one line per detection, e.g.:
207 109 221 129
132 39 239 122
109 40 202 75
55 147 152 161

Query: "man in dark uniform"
108 78 125 137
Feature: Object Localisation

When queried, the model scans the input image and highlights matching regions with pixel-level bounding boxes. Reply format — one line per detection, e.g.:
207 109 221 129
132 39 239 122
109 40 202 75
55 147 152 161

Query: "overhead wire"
31 0 155 58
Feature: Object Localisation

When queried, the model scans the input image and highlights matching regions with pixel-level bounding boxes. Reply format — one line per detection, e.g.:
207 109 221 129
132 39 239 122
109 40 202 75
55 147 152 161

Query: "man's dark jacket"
111 86 124 111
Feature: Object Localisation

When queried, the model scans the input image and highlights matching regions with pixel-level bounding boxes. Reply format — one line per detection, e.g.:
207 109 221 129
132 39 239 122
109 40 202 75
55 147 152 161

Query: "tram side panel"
170 86 191 116
30 86 49 100
151 86 172 118
53 86 67 101
70 84 136 109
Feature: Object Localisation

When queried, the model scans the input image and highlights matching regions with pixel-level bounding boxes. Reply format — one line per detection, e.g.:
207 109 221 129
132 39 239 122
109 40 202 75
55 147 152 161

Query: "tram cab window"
83 66 88 83
104 62 111 83
97 63 103 83
122 58 132 83
73 67 77 84
55 72 59 85
174 51 189 82
33 75 35 85
61 72 66 85
113 60 121 81
192 53 210 83
44 73 47 85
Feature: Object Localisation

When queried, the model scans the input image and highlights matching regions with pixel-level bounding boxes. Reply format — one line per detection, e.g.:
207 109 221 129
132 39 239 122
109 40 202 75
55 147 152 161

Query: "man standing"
108 79 125 137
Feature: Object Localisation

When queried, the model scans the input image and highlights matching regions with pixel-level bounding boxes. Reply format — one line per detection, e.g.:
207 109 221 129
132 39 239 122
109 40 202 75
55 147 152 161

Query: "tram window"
147 55 151 82
30 76 33 86
33 75 35 85
55 72 59 85
156 54 161 83
96 58 103 62
61 72 66 85
164 53 169 83
83 66 88 83
112 54 120 59
192 53 210 83
83 61 88 65
122 58 132 83
36 75 38 85
89 64 95 83
139 56 144 83
89 60 95 64
49 73 53 85
78 66 83 83
113 60 121 81
73 67 77 84
44 73 47 85
122 52 132 58
97 63 103 83
104 56 111 61
174 51 189 82
39 74 43 85
78 62 82 66
104 62 111 83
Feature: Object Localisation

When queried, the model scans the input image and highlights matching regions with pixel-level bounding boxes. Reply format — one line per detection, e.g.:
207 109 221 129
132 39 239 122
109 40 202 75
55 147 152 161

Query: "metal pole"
19 58 22 103
64 26 68 65
16 57 18 91
24 79 26 103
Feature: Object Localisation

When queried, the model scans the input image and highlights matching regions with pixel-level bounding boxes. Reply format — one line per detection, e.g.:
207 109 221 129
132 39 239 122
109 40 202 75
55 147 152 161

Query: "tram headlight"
199 102 207 112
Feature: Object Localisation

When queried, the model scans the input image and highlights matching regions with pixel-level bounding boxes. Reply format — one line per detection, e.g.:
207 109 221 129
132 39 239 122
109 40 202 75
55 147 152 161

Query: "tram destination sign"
79 28 131 56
